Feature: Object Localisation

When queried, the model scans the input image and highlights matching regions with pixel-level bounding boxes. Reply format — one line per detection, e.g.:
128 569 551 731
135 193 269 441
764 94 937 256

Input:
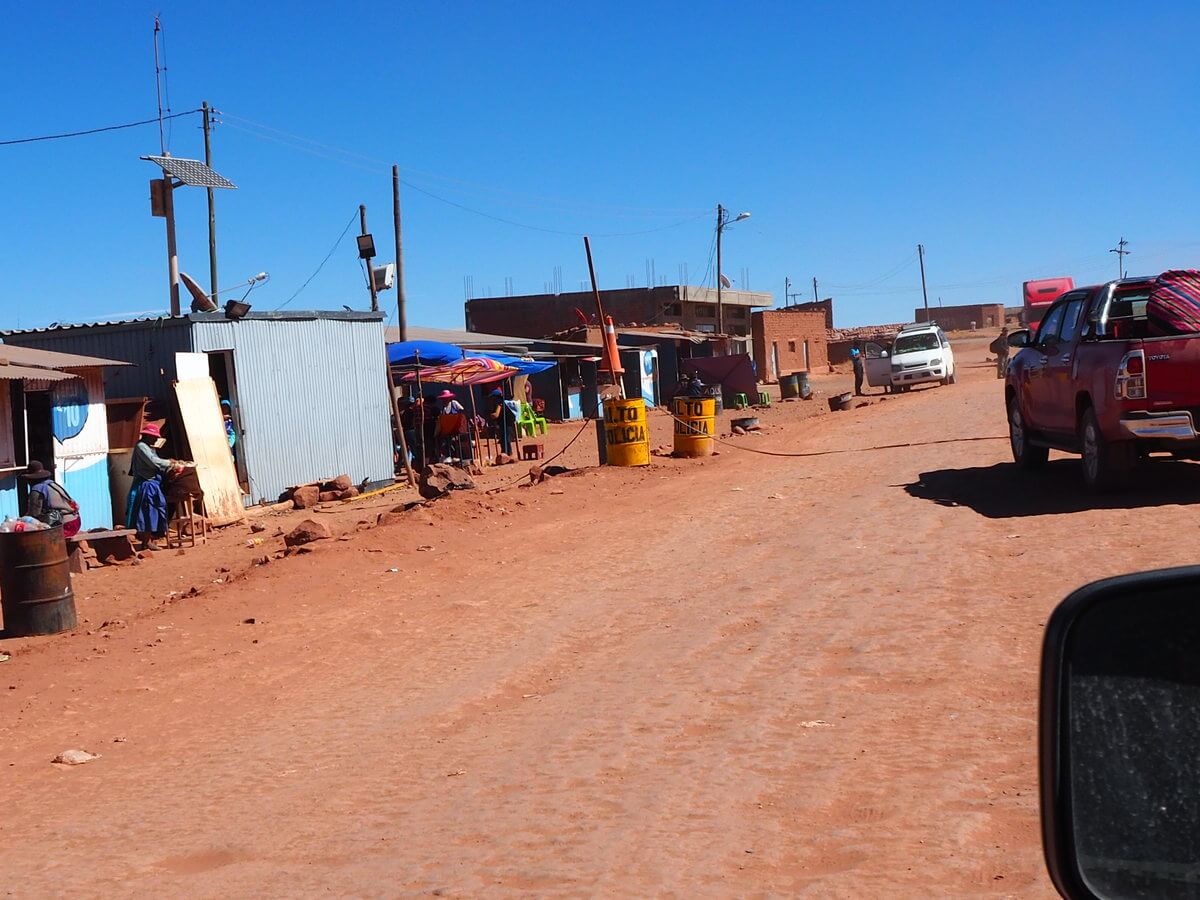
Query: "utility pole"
202 101 218 306
784 276 790 308
917 243 930 315
1110 237 1130 279
392 165 407 341
716 204 725 337
360 205 378 312
163 176 180 317
812 276 819 303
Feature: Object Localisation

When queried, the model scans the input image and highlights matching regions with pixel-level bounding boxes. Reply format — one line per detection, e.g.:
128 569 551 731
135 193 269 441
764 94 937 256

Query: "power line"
221 112 705 218
0 109 201 146
220 113 709 237
276 210 359 310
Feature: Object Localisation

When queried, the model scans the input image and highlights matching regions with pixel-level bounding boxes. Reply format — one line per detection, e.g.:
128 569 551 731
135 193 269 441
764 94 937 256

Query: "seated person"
21 461 81 537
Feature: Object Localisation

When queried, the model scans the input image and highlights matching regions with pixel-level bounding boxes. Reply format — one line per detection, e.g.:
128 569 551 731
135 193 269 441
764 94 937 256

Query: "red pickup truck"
1006 272 1200 490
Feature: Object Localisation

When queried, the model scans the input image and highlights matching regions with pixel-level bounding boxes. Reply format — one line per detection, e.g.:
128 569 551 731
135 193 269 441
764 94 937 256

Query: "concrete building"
750 309 830 383
915 303 1005 332
4 311 394 505
464 285 772 353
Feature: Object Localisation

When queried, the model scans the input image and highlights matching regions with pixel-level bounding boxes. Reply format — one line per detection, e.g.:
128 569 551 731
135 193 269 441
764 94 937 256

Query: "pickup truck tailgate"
1143 337 1200 409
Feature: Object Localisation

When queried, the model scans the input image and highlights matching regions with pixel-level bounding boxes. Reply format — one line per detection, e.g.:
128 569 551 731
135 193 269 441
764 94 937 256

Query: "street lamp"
716 204 751 343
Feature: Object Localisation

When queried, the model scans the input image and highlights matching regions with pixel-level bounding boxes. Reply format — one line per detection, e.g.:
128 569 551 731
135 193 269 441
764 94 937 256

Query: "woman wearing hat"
125 423 175 550
21 461 81 537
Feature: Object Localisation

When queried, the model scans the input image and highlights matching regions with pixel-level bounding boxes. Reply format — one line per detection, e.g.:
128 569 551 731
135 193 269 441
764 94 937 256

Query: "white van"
883 323 956 391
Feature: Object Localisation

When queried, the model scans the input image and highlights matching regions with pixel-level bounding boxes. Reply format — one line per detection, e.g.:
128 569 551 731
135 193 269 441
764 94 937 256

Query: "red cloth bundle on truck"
1148 270 1200 336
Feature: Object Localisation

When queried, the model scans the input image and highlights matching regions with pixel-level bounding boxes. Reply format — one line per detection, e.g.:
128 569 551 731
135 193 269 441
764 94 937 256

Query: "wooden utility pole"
392 165 407 342
917 243 930 315
715 204 725 337
202 101 219 306
360 205 379 312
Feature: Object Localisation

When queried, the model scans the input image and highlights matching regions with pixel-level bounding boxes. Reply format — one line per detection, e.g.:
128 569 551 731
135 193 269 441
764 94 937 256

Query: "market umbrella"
399 356 518 385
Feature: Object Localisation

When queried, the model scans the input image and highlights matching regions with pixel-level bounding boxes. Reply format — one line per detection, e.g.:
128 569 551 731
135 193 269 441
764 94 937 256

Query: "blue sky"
4 1 1200 330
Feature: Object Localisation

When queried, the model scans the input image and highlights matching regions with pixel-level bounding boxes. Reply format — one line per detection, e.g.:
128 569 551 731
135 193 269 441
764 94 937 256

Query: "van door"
864 342 892 388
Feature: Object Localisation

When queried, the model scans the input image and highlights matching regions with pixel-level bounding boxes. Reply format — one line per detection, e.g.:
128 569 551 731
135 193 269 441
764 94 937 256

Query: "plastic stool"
757 391 771 406
520 443 545 460
733 393 749 409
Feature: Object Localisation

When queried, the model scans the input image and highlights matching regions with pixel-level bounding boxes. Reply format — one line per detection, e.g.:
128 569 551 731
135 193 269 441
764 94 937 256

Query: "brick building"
784 298 834 330
465 285 772 352
915 303 1005 331
750 308 830 382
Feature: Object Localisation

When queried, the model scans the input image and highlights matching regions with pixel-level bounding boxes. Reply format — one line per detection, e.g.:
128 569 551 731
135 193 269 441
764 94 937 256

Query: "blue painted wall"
0 475 16 522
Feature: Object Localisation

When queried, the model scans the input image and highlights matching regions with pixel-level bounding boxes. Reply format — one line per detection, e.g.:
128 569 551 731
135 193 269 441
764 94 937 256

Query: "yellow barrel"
672 397 716 457
603 398 650 466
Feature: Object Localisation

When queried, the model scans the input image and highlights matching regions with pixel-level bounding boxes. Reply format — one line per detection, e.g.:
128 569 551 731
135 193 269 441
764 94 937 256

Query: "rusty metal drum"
0 526 77 637
779 373 800 399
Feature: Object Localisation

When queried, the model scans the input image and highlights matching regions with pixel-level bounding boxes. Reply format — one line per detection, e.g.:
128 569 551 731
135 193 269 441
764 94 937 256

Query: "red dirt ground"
3 335 1189 896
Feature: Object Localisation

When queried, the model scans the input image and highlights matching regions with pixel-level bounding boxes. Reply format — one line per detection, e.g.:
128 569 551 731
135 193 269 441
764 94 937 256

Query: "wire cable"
221 114 709 237
276 210 359 310
0 109 202 146
485 418 596 493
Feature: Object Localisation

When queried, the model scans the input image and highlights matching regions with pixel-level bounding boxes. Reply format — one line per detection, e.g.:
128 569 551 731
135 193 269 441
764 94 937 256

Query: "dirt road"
4 339 1195 896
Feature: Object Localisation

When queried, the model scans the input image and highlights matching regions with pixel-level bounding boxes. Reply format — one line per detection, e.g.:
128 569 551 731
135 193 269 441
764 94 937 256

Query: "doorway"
207 351 249 492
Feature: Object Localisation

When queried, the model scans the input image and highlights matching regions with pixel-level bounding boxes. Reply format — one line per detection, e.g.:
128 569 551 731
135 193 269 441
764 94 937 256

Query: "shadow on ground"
904 459 1200 518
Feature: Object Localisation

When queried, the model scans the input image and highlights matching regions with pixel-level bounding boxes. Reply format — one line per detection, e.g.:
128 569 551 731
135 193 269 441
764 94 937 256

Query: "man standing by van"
850 342 866 396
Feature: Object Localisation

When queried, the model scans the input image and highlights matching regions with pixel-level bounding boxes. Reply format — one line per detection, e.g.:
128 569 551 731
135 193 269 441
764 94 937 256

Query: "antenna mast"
153 16 167 155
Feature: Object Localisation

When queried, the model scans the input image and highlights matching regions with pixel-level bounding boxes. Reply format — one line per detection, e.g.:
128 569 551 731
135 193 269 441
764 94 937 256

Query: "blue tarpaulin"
386 341 556 376
386 340 462 367
472 351 556 376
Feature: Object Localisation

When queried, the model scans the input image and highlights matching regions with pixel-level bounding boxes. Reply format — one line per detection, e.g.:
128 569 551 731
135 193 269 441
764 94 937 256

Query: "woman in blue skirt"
126 423 175 551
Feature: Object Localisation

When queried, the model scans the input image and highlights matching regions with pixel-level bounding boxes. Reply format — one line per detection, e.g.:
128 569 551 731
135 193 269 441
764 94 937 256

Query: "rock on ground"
419 464 476 500
284 519 332 547
291 485 320 509
53 749 99 766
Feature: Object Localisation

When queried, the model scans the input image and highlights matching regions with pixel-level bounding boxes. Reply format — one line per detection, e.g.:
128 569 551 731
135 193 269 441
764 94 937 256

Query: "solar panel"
142 155 237 189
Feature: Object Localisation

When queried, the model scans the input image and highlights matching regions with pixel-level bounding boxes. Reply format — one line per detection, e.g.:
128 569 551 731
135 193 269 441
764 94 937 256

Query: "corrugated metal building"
3 311 393 504
0 345 128 529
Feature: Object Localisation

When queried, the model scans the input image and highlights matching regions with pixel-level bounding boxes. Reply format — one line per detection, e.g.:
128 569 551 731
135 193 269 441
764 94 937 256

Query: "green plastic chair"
517 402 547 437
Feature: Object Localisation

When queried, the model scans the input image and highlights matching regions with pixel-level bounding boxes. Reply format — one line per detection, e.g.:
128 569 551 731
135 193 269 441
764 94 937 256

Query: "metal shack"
2 311 394 505
0 344 127 529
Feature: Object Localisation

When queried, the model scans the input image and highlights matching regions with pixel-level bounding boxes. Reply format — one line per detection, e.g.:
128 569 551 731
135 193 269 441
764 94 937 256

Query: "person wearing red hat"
125 422 175 550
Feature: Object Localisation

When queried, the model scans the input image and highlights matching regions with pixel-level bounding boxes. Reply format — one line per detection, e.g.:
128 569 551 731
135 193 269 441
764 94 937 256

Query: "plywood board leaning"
172 377 245 526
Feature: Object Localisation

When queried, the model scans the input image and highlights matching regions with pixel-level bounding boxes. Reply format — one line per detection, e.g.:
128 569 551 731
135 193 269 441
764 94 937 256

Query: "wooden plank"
172 377 246 526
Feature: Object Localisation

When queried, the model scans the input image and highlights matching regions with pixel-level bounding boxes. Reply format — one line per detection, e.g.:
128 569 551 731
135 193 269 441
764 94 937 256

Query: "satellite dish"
180 272 217 312
719 273 733 289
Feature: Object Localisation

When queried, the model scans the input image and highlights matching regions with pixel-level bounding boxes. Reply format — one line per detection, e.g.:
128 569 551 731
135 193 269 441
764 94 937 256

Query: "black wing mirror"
1008 329 1032 348
1041 567 1200 899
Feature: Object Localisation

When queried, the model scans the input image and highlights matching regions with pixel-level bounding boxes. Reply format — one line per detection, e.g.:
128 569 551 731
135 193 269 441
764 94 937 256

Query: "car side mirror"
1040 567 1200 899
1008 330 1031 348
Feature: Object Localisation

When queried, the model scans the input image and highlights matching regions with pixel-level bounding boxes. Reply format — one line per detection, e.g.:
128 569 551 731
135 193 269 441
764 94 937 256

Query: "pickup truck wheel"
1080 407 1134 491
1009 397 1048 469
948 369 957 385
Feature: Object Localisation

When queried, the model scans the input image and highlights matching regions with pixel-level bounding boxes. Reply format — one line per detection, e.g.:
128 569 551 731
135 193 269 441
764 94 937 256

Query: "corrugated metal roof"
1 315 172 335
0 364 75 381
0 343 129 369
2 309 381 336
